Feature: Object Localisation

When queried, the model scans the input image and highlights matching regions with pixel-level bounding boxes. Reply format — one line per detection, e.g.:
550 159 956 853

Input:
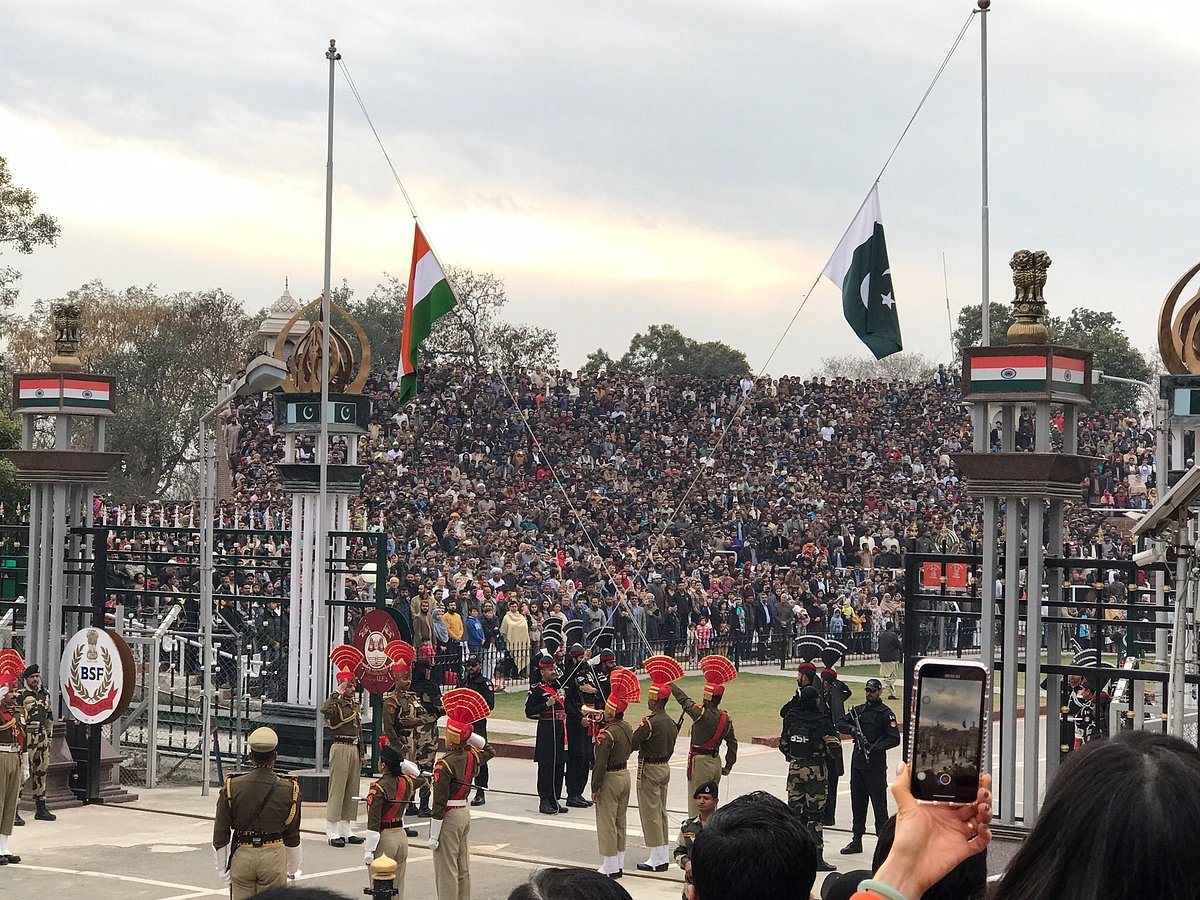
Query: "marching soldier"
430 688 494 900
674 781 719 900
411 658 444 818
212 727 302 897
837 677 900 854
592 668 639 879
321 657 365 847
0 654 25 866
633 655 681 872
1078 667 1115 744
671 655 738 817
382 640 421 837
461 656 495 806
780 661 838 872
526 652 568 814
18 665 53 823
363 736 427 900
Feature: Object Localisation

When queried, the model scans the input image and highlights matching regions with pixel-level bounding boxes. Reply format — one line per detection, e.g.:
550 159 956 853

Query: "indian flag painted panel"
968 355 1049 392
1051 356 1087 394
15 375 113 411
398 223 457 404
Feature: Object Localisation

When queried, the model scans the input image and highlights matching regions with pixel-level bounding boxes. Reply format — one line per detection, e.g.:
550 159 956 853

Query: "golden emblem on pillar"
1007 249 1052 345
86 628 99 661
49 302 84 372
272 297 371 394
1158 261 1200 374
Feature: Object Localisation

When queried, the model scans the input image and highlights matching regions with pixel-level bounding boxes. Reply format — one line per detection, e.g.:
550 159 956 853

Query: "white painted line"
13 862 209 892
474 807 646 840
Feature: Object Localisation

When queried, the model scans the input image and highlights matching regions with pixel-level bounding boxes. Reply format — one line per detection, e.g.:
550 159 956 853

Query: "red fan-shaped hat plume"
0 649 25 680
700 654 737 699
644 654 683 701
386 640 416 672
330 644 364 681
606 667 641 714
443 687 491 745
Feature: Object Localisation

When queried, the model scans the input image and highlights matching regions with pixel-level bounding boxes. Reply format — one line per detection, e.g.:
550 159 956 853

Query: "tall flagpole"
314 37 340 775
978 0 990 346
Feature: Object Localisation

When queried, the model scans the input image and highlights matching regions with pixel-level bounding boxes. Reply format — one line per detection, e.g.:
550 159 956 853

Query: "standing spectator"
877 621 902 700
501 600 531 678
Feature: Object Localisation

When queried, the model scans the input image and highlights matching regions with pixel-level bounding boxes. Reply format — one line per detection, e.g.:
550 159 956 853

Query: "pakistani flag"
398 223 457 403
821 184 903 359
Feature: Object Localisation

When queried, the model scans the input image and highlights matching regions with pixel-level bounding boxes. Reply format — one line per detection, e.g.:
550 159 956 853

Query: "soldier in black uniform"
461 656 495 806
1078 671 1113 744
820 666 851 826
563 641 598 807
837 678 900 854
525 653 568 814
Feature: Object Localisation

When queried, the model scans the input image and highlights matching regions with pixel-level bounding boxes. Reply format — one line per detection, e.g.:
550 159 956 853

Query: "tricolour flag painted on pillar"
821 184 903 359
398 224 458 404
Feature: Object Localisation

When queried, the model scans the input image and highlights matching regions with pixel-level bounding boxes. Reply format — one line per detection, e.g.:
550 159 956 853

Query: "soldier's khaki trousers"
433 807 471 900
326 742 360 825
379 828 410 900
637 761 670 848
0 751 19 835
595 768 630 858
230 843 286 899
687 753 721 817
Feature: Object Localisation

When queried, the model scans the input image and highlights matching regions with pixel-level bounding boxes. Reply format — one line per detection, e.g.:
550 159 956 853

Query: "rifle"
849 707 872 763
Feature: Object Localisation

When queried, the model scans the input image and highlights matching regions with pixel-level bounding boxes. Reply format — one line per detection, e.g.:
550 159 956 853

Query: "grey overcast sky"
1 2 1195 373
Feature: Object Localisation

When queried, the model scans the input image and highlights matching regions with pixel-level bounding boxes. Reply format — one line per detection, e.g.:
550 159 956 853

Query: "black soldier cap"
379 738 403 773
693 780 719 800
466 655 481 666
865 678 883 692
21 664 39 679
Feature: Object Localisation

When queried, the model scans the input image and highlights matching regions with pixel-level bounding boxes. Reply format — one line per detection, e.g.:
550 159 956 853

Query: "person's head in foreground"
507 866 633 900
689 790 817 899
991 730 1200 900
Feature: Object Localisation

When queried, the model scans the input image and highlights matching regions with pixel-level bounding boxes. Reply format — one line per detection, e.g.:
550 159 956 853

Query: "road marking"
475 808 645 839
13 863 210 892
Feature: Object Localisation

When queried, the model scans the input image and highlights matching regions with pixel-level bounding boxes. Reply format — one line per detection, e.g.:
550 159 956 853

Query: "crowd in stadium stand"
92 365 1158 685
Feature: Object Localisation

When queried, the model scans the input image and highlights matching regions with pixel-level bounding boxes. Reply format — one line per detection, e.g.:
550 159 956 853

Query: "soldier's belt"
446 800 468 809
640 755 671 764
690 748 719 757
380 820 408 830
235 832 284 847
606 763 628 772
333 738 359 745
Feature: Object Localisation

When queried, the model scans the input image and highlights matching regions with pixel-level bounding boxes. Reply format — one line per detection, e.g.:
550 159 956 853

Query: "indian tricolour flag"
968 355 1048 392
1051 355 1087 394
16 375 112 410
398 223 458 404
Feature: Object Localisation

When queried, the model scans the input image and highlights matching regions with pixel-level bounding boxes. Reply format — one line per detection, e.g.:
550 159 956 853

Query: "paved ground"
4 742 884 899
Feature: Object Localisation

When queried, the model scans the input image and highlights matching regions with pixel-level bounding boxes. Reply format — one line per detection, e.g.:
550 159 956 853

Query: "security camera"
1133 546 1167 567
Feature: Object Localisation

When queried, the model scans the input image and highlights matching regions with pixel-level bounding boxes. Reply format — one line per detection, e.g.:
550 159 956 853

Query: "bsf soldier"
671 655 738 817
430 688 494 900
410 658 445 818
363 736 428 900
780 661 838 872
591 668 638 879
674 781 719 900
321 665 365 847
19 665 55 822
632 658 680 872
0 665 25 865
837 677 900 854
461 656 495 806
212 727 302 897
382 643 421 837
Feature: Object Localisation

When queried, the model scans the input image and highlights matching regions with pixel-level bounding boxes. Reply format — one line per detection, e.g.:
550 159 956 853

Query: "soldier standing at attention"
0 659 25 866
382 641 421 837
780 661 838 872
819 664 851 827
671 655 738 817
461 655 495 806
675 782 719 900
18 665 54 822
563 634 598 807
591 668 639 879
430 688 494 900
837 677 900 854
526 652 569 814
633 655 682 872
362 736 427 899
212 727 302 897
411 658 445 818
322 656 366 847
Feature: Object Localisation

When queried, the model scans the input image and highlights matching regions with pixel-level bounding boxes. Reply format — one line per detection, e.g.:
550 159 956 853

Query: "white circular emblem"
59 628 134 725
1000 368 1016 380
34 389 44 397
82 389 93 398
1062 371 1072 382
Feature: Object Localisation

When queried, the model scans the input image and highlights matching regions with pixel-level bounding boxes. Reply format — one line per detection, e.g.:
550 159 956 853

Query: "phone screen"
910 661 987 803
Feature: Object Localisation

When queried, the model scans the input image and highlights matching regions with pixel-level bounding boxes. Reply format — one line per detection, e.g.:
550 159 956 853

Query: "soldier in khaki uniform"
674 781 718 900
321 667 365 846
430 688 494 900
0 666 25 865
631 671 679 872
18 665 54 822
363 736 427 900
591 668 639 879
672 655 738 817
382 642 421 838
212 727 302 898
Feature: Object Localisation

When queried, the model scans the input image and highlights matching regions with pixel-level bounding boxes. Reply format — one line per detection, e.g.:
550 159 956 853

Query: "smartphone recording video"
910 659 988 803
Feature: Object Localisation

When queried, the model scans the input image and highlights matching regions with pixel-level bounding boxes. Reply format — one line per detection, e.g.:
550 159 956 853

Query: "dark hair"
690 790 816 900
506 867 632 900
872 815 986 899
250 749 276 767
992 731 1200 900
256 888 348 900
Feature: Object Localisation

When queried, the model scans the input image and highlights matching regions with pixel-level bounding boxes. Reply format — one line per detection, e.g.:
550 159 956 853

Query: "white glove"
286 845 302 877
429 817 442 851
363 830 381 864
21 754 29 783
467 732 486 750
400 759 420 778
213 845 230 884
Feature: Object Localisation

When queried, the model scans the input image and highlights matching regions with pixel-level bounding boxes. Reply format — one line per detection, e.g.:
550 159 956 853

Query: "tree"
360 266 559 373
0 408 24 516
952 302 1019 354
819 352 939 383
582 348 617 374
590 324 750 377
6 281 260 499
0 156 60 321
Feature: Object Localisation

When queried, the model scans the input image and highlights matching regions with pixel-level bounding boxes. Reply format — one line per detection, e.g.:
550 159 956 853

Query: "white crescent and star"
859 268 896 310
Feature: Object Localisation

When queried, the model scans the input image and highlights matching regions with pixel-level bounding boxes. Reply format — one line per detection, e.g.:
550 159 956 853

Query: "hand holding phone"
909 659 988 804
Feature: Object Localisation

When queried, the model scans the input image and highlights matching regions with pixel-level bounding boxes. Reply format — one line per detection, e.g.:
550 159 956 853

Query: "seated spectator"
507 867 633 900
